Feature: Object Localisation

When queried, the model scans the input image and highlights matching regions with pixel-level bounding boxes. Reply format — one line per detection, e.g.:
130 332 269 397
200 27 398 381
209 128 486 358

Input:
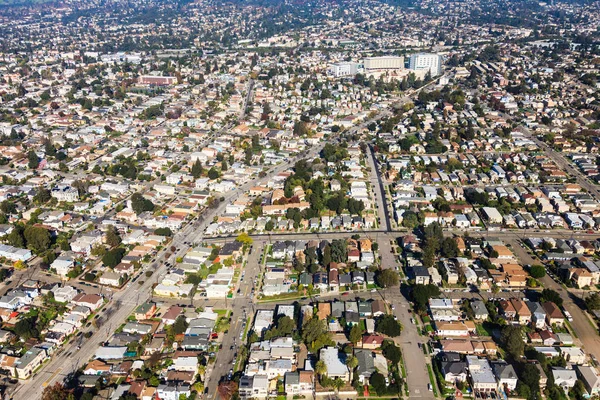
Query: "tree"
412 284 441 311
154 227 173 237
315 360 327 377
322 244 332 267
585 293 600 310
546 384 568 400
28 150 39 169
236 233 253 245
33 188 52 204
569 380 586 400
14 260 26 270
5 225 26 248
131 193 154 215
274 316 295 337
370 371 387 396
102 248 126 268
105 225 122 247
293 121 309 136
191 159 204 178
349 324 363 344
402 211 419 229
42 383 74 400
440 237 459 258
302 317 333 353
330 239 347 263
540 289 563 308
346 355 358 381
172 315 189 335
516 381 531 399
24 226 51 254
501 325 524 360
217 381 238 400
376 269 399 288
529 265 546 279
381 340 402 364
0 201 16 215
519 363 540 397
375 314 402 337
14 315 37 339
207 167 220 180
91 244 107 257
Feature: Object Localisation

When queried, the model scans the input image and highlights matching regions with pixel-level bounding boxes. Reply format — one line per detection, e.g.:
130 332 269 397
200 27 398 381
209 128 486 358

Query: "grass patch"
258 292 304 303
564 320 579 339
426 364 439 397
476 323 493 337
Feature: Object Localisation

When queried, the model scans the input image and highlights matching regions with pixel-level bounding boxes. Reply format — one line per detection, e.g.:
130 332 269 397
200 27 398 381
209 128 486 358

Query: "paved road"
205 244 262 399
239 79 255 121
12 185 238 399
366 144 391 232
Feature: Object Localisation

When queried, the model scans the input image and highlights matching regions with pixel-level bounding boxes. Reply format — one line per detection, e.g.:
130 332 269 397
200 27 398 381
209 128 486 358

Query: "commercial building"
409 53 442 77
328 62 360 77
363 56 404 72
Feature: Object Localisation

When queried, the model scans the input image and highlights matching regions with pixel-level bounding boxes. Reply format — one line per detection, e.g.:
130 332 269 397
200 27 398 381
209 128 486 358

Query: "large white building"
363 56 404 72
328 62 360 77
51 185 79 202
409 53 443 76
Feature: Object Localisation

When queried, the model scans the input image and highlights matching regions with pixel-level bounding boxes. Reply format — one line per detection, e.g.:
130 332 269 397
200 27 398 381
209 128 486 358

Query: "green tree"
322 244 332 267
33 188 52 204
302 317 333 353
585 293 600 310
208 168 220 180
346 355 358 381
131 193 154 215
375 314 402 337
191 159 204 178
28 150 39 169
172 315 189 335
315 360 327 377
412 284 441 311
330 239 347 263
569 380 586 400
105 225 122 247
540 289 563 308
381 340 402 364
519 363 540 398
401 211 419 229
370 371 388 396
376 269 399 288
440 237 459 258
349 324 363 344
102 248 126 268
529 265 546 279
148 375 160 387
5 225 26 248
0 201 16 214
23 226 51 254
501 325 524 360
154 227 173 237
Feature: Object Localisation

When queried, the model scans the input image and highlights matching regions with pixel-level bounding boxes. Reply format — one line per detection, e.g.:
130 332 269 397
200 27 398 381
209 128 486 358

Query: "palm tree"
333 378 345 392
346 355 358 382
315 360 327 378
